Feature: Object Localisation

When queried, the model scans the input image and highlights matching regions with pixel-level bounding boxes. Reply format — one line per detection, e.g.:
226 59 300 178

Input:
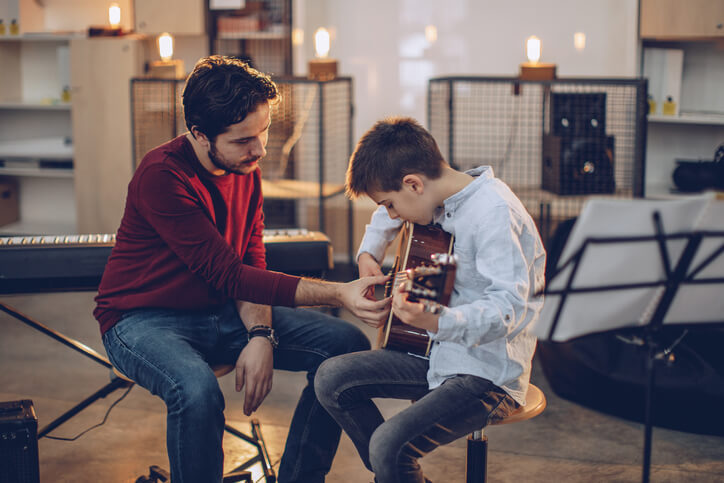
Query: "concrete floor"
2 291 724 483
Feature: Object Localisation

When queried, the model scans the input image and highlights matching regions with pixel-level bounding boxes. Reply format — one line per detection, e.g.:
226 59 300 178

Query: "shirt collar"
433 166 494 224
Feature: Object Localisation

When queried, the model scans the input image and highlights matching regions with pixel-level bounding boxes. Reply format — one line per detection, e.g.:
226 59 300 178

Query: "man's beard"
208 142 260 175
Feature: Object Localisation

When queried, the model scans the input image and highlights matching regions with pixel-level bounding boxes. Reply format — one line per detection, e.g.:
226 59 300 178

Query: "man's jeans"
314 350 519 483
102 302 370 483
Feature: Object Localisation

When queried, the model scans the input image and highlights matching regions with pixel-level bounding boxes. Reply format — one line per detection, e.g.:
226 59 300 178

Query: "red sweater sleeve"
243 186 267 269
136 165 299 306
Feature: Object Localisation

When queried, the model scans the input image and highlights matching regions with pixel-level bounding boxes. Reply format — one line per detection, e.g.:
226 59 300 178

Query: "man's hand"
235 301 273 416
357 252 384 300
235 337 273 416
338 275 391 328
391 283 440 333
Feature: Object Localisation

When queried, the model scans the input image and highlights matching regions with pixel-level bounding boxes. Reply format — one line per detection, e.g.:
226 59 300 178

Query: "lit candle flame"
158 33 174 62
574 32 586 51
526 36 541 64
108 3 121 28
314 28 330 59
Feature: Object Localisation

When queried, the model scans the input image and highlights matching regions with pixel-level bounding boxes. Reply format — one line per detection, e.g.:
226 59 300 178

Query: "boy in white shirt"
314 117 546 483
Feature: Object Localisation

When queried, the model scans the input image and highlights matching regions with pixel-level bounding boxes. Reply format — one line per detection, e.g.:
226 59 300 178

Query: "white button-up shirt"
357 166 546 405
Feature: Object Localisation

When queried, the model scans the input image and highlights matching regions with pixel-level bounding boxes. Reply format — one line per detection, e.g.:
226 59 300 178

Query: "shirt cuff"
429 307 465 342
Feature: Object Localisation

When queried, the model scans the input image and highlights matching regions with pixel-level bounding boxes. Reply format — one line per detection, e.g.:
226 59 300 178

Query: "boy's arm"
357 205 403 265
429 205 546 348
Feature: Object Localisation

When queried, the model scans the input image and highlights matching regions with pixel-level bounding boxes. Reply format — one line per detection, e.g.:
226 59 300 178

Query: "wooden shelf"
648 113 724 126
0 137 73 160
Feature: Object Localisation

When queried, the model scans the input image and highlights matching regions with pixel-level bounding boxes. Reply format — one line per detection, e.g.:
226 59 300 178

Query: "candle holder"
308 58 338 81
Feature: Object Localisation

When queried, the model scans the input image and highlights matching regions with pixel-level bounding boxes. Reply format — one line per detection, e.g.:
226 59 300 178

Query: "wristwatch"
247 325 279 348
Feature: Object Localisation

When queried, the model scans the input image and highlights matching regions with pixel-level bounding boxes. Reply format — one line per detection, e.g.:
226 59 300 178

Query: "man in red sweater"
95 56 389 483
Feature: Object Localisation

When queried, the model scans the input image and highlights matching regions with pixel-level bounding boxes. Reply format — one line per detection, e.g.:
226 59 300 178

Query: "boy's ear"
401 174 425 194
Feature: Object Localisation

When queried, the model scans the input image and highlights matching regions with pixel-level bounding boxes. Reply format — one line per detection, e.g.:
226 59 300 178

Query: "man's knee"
167 369 224 416
329 321 371 356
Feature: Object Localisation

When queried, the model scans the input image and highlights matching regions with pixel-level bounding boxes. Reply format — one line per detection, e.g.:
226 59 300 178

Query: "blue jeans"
314 350 519 483
102 302 370 483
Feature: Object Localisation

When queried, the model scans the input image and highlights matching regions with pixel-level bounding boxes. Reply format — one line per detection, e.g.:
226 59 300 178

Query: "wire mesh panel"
130 76 354 256
131 79 185 168
428 77 647 244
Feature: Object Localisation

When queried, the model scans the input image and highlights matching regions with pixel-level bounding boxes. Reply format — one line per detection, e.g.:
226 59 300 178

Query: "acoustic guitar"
377 222 455 357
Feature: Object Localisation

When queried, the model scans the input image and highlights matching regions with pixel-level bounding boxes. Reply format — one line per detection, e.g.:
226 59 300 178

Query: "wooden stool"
112 364 275 483
466 384 546 482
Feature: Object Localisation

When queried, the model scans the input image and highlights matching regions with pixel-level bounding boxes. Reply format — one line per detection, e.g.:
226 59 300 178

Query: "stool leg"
466 430 488 483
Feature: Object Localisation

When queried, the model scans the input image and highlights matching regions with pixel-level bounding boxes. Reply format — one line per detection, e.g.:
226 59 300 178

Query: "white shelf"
0 137 73 160
218 31 289 40
0 33 84 42
648 113 724 126
0 166 73 178
0 101 71 111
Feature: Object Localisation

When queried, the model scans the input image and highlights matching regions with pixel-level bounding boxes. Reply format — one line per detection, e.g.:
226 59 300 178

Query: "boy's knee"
369 425 397 475
314 357 341 407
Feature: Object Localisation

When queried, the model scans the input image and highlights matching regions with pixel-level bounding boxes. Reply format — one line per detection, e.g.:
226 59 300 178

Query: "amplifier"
550 92 607 138
0 400 39 483
542 134 615 195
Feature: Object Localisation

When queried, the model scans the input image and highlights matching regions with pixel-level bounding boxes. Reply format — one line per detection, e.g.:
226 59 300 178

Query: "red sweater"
94 135 300 334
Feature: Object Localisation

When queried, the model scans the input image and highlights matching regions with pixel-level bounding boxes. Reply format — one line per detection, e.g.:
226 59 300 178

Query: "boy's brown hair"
345 117 446 199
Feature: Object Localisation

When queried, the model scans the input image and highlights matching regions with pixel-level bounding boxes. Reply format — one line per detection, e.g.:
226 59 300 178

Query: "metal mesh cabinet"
131 76 354 259
428 77 648 244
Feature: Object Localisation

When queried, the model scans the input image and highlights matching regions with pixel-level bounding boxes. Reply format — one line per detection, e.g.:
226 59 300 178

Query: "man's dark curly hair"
183 55 279 141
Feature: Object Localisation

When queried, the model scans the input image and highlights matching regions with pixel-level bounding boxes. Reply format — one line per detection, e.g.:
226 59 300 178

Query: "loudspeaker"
550 93 607 138
542 134 615 195
0 400 39 483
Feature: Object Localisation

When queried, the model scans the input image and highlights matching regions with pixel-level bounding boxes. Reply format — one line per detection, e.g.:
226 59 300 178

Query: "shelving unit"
639 0 724 197
207 0 292 76
0 33 77 234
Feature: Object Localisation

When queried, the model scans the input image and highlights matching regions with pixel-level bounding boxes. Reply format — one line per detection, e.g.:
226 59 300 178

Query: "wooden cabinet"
134 0 205 35
70 36 145 234
641 0 724 39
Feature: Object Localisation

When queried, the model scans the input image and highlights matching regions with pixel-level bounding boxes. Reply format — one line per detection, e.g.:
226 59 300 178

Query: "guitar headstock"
403 252 457 307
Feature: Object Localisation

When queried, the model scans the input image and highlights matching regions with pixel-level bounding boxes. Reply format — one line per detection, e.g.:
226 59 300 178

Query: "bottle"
9 19 19 36
647 94 657 115
61 86 71 103
662 96 677 116
0 20 6 36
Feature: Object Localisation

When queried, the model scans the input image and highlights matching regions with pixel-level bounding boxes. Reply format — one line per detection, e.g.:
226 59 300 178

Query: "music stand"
533 195 724 483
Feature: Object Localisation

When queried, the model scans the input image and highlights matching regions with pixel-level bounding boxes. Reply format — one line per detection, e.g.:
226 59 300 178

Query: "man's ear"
190 126 210 148
402 174 425 194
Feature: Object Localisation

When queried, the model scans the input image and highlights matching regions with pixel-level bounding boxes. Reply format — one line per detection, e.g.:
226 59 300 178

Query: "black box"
542 134 615 195
0 400 39 483
550 92 607 138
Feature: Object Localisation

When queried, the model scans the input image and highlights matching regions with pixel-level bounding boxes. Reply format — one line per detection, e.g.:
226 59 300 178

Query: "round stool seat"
113 364 236 383
491 383 546 426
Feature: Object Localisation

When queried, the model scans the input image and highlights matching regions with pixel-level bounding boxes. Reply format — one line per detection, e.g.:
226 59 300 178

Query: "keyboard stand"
0 301 133 438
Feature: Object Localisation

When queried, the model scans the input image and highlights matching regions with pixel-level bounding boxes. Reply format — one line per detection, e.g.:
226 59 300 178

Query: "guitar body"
377 222 454 357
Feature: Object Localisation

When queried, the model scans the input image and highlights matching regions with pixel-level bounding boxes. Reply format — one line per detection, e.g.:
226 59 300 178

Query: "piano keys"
0 229 332 294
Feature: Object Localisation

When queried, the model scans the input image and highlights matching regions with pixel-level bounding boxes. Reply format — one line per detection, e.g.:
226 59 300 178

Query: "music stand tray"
532 195 724 483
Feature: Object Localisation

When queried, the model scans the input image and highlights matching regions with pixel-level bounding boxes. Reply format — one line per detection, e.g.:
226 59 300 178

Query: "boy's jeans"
102 302 370 483
315 349 519 483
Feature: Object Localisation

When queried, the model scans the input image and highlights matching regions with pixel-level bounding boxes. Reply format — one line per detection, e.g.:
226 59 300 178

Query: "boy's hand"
392 283 440 333
357 252 384 300
339 275 391 328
